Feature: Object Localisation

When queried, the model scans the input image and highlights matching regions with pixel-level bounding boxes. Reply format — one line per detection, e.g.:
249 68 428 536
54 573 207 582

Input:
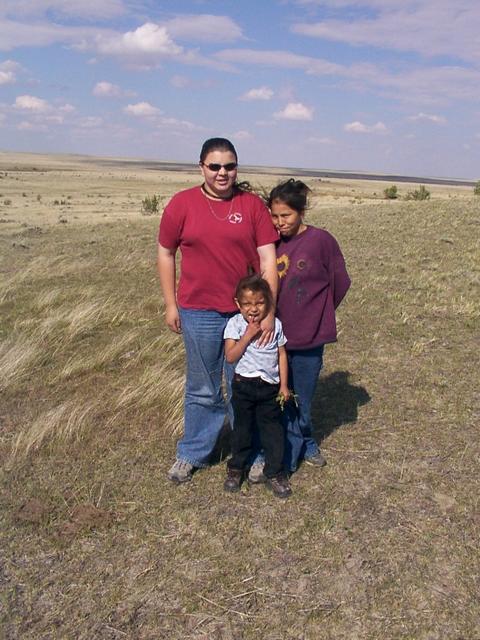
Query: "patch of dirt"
15 498 49 524
55 503 113 540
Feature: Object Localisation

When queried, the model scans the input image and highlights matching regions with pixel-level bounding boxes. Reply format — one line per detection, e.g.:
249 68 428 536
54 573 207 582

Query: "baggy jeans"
177 308 235 467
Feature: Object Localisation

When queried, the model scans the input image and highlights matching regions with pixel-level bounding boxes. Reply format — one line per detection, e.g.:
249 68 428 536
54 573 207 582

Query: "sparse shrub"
141 194 161 215
406 185 430 201
3 198 12 205
22 192 27 197
53 199 60 206
384 185 398 200
37 194 41 202
474 180 480 196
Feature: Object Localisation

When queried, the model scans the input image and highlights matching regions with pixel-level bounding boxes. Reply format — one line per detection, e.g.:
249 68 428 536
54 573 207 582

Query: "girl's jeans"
283 345 325 472
177 308 235 468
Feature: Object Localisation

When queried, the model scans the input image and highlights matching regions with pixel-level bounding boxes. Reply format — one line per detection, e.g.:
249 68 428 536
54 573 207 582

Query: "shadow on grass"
210 370 370 466
311 370 371 443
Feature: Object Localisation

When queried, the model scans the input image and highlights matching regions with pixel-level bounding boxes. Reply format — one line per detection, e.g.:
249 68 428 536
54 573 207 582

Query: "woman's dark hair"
235 274 273 312
199 137 254 193
200 137 238 163
267 178 311 214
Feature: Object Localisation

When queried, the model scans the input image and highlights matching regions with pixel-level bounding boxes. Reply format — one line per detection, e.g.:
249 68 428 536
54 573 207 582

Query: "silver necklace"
202 191 235 221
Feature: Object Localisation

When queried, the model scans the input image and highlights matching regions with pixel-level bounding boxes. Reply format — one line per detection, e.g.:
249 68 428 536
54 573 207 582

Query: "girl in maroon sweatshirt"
268 179 351 472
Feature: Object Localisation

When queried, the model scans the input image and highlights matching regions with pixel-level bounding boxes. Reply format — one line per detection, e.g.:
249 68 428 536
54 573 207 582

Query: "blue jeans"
283 346 324 472
177 308 235 467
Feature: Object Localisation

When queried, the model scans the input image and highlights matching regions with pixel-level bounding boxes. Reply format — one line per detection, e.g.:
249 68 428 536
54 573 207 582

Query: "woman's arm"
157 244 181 333
256 243 278 346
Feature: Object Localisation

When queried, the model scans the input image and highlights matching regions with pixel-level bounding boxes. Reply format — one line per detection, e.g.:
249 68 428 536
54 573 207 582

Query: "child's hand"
276 389 298 411
279 386 290 403
244 318 261 341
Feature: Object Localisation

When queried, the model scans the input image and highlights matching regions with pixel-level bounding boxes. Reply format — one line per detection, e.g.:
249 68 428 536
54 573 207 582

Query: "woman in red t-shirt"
158 138 278 484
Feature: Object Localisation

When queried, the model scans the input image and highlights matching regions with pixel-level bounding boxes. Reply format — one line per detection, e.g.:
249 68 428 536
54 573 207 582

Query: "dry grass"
1 155 479 640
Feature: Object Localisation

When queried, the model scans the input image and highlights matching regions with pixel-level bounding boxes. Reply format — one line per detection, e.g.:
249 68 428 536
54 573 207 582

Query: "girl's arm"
329 237 351 309
278 345 290 401
157 244 181 333
256 243 278 346
224 320 261 363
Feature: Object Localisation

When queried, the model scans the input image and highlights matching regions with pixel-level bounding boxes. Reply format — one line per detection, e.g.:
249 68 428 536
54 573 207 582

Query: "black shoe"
266 475 292 499
224 468 243 493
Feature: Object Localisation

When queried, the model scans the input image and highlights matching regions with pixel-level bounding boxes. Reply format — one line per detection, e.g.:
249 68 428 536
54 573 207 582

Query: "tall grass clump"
473 180 480 196
406 185 430 200
141 194 161 215
12 399 99 457
384 185 398 199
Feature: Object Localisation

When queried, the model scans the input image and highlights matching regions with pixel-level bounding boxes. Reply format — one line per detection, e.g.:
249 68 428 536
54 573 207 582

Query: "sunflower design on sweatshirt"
276 254 290 279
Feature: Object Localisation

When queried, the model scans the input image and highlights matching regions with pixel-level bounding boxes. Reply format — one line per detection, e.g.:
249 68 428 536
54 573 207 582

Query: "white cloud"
0 70 14 84
0 0 126 21
240 86 274 101
274 102 314 121
156 116 199 131
17 120 47 132
292 1 480 64
408 112 447 125
96 23 182 57
77 116 103 128
217 48 343 76
124 101 160 117
231 130 252 140
164 15 243 43
59 103 75 113
344 120 387 133
170 75 190 89
0 60 19 83
14 94 49 112
93 81 120 97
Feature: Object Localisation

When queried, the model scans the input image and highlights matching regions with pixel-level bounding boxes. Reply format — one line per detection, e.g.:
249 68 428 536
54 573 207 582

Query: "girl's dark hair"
200 137 238 163
235 275 273 312
267 178 311 214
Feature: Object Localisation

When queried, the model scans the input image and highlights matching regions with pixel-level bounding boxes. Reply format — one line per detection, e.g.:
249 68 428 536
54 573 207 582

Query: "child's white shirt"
223 314 287 384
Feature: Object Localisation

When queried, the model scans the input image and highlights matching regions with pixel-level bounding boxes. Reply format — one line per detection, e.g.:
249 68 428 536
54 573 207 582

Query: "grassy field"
1 153 479 639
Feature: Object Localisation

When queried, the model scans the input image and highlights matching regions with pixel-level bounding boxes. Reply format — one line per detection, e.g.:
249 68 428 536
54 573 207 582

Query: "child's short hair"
235 274 273 311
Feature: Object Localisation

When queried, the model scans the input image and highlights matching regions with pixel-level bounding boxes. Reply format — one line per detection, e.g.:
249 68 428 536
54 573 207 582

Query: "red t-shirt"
158 186 278 312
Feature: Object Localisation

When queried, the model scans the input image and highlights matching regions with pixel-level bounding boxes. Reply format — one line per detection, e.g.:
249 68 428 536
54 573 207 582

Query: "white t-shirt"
223 314 287 384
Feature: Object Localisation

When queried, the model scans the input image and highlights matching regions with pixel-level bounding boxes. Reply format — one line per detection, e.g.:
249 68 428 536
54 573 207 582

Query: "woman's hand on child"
257 312 275 347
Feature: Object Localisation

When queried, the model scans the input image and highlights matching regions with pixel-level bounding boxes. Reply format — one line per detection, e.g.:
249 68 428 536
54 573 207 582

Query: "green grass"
1 173 479 639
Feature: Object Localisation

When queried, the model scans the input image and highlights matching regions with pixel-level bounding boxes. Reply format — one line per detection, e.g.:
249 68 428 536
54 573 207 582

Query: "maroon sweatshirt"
276 226 351 349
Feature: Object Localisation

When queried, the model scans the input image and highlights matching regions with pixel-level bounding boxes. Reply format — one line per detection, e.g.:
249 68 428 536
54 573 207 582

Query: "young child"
268 179 351 472
223 275 292 498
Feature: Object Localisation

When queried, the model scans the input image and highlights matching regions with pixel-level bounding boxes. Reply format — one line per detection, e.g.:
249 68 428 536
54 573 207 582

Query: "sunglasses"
201 162 238 172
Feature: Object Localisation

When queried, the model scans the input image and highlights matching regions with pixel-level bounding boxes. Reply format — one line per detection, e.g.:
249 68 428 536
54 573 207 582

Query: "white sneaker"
168 459 194 484
248 461 266 484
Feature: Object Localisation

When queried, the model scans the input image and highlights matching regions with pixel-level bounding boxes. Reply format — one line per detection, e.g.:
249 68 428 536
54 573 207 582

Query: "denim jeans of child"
177 308 235 467
283 345 325 472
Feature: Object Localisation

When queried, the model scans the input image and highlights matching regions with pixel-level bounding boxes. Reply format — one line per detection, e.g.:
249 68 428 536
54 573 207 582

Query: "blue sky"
1 0 479 179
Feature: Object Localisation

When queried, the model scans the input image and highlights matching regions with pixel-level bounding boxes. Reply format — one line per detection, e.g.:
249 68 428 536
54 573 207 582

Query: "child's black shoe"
266 474 292 499
224 468 243 493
